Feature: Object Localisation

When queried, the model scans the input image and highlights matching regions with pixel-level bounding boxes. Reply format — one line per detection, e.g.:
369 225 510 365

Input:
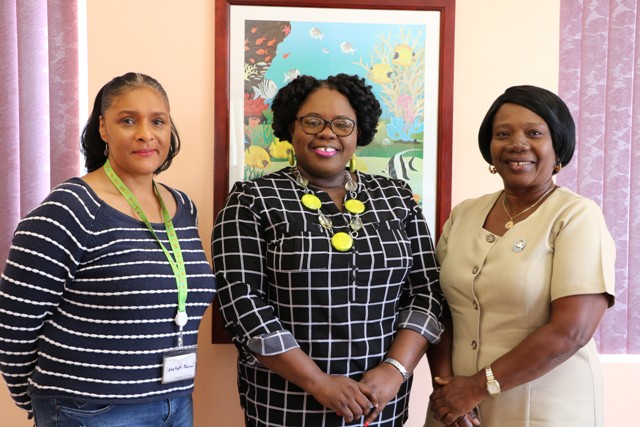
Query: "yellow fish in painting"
268 139 292 159
245 145 271 169
392 44 415 67
368 63 394 84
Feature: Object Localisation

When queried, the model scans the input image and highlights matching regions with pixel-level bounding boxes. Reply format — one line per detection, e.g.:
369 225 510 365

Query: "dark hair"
81 72 181 173
271 73 382 147
478 85 575 173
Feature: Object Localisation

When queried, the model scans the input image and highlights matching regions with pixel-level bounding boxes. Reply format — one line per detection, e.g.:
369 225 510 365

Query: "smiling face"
490 103 557 194
99 87 171 181
291 87 358 187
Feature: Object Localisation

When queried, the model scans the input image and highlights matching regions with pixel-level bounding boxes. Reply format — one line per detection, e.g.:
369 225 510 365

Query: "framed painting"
213 0 455 343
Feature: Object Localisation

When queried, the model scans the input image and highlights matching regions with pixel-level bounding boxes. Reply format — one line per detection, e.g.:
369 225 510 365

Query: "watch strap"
484 365 501 396
383 357 409 383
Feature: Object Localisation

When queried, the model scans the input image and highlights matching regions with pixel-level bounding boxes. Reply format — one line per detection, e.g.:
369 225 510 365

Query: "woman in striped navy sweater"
0 72 216 426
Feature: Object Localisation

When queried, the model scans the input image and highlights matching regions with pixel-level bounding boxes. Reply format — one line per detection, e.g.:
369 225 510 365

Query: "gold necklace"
502 185 555 229
294 168 365 251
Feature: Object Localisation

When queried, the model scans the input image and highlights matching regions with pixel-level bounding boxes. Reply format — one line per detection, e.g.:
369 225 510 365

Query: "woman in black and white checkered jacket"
213 74 445 427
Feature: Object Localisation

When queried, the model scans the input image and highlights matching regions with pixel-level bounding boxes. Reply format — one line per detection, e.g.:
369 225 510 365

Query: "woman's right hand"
256 348 376 423
307 373 376 423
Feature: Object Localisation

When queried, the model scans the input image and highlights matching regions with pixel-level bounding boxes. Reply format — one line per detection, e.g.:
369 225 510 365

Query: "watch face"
487 381 500 395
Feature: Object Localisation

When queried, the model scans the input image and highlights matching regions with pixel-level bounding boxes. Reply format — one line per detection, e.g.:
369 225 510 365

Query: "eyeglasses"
295 116 356 137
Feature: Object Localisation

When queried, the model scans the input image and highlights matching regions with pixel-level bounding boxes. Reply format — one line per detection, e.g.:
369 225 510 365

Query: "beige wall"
1 1 637 426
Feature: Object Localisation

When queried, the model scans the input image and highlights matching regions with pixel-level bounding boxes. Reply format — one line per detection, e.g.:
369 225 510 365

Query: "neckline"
501 184 556 229
482 188 557 236
76 176 179 225
292 168 364 252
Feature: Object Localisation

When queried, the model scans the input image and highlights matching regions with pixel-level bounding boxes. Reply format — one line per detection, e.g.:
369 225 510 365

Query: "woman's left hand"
430 375 484 425
358 362 405 425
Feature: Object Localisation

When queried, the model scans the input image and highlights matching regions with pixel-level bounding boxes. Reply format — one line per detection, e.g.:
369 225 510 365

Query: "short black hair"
271 73 382 146
81 72 181 173
478 85 575 173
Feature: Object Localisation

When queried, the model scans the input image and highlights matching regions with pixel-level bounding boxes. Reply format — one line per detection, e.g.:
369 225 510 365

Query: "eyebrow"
301 113 355 120
115 110 169 117
493 121 547 128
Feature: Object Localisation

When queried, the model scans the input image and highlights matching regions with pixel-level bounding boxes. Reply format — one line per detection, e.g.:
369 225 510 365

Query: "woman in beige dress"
426 85 615 427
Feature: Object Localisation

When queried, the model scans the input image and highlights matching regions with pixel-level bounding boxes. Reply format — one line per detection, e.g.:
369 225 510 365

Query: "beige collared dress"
425 187 615 427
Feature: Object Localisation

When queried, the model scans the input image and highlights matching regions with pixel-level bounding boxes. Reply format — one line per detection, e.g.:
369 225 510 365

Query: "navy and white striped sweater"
0 178 216 414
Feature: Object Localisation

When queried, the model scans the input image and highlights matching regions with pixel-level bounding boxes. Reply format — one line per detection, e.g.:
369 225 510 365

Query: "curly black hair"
80 72 181 173
271 73 382 147
478 85 575 174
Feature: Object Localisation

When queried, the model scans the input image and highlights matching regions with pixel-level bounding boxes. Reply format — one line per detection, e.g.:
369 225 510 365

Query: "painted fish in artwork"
368 63 394 84
245 145 271 169
309 27 325 40
340 41 356 54
252 79 278 101
268 139 293 159
392 44 416 67
384 149 420 181
283 69 301 84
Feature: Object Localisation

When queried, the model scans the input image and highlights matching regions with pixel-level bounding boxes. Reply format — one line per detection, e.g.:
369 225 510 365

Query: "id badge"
162 346 197 384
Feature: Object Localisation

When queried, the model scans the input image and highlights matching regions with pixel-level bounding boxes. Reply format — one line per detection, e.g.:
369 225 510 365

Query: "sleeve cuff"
397 309 444 344
247 329 300 356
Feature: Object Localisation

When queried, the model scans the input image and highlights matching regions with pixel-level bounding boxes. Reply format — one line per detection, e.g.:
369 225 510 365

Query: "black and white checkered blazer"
212 168 444 426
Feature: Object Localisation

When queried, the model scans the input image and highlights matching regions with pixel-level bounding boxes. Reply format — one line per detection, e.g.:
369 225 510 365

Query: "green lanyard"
103 160 188 329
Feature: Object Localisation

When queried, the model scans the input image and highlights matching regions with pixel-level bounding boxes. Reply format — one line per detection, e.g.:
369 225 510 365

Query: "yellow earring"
288 149 296 166
349 157 356 173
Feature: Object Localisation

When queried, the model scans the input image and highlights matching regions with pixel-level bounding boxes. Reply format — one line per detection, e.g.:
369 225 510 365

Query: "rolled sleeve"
398 308 443 344
397 190 446 343
247 330 300 356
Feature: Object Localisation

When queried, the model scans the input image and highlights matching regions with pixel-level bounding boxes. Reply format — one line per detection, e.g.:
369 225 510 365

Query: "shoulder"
50 177 101 202
549 187 605 217
451 190 501 215
216 169 295 221
227 169 296 203
545 187 609 228
157 182 198 217
552 186 598 206
15 178 102 239
232 169 292 192
358 172 413 196
28 178 102 219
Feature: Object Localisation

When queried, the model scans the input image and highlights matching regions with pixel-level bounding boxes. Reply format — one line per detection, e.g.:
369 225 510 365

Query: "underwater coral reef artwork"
241 22 436 193
226 5 444 232
213 0 454 344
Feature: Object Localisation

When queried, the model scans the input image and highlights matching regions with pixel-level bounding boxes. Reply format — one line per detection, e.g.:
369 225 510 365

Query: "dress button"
486 234 495 243
473 301 478 310
471 341 477 349
472 266 479 274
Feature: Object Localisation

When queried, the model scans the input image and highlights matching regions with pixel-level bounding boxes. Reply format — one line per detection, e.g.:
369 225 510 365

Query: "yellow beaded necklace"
294 168 365 251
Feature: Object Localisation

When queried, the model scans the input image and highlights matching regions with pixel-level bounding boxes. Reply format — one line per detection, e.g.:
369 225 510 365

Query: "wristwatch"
383 357 409 383
484 366 501 396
